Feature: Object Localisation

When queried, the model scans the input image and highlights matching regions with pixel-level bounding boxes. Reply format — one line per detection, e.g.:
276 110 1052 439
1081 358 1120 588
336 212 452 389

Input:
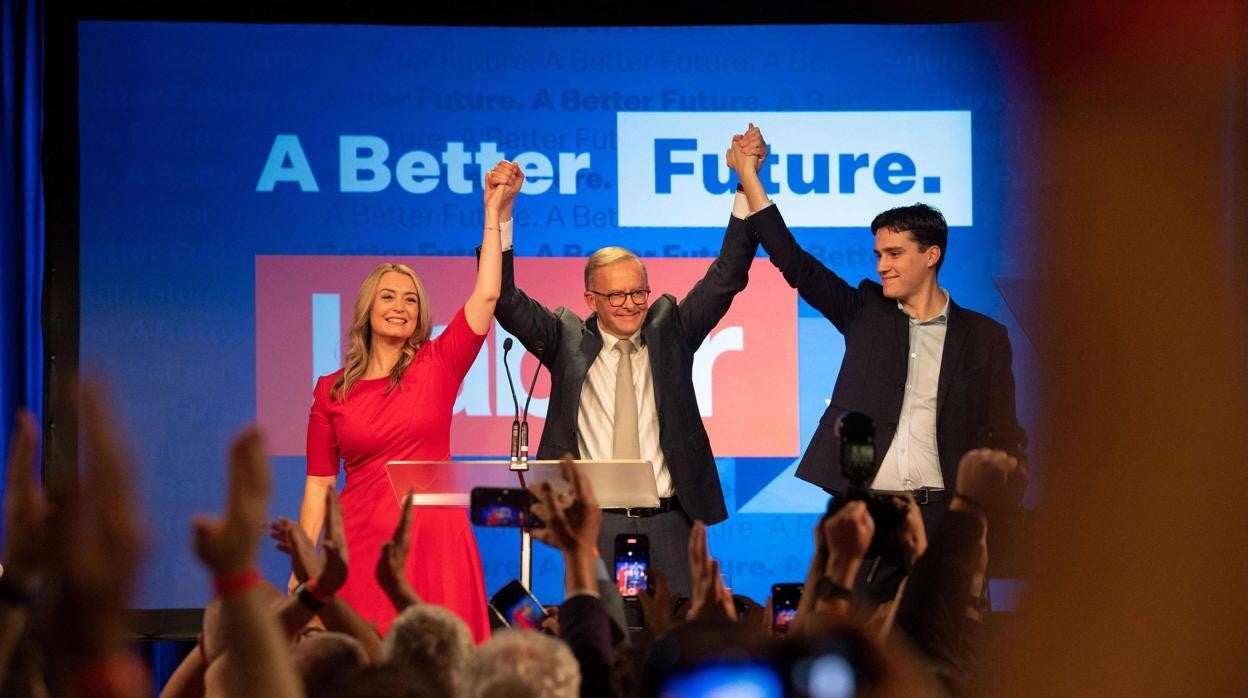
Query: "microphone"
501 337 521 469
519 342 544 468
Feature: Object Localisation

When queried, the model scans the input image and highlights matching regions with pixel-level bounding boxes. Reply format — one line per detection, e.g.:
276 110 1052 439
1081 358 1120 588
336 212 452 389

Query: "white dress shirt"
577 330 672 497
499 219 672 497
872 292 950 491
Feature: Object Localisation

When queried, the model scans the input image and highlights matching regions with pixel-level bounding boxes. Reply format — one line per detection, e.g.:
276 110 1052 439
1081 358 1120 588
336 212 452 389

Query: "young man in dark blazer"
731 125 1023 601
490 135 764 596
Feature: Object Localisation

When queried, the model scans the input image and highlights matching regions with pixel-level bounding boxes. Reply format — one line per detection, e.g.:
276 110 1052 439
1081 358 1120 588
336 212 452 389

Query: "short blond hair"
584 246 647 290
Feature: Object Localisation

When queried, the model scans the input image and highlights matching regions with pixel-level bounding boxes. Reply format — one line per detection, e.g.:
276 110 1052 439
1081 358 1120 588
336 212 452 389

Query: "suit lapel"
642 313 662 413
936 301 969 418
581 315 604 371
893 307 910 380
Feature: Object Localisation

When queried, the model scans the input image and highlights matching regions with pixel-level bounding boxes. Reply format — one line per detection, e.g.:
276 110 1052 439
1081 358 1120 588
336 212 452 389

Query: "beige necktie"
612 340 641 460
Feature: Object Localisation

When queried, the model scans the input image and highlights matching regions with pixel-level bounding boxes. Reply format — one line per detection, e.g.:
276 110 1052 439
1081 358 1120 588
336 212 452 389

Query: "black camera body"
826 411 904 559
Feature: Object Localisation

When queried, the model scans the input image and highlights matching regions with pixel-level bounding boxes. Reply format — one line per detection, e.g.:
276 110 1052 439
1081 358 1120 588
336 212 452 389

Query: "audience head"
462 629 580 698
293 631 368 698
382 604 473 687
330 662 451 698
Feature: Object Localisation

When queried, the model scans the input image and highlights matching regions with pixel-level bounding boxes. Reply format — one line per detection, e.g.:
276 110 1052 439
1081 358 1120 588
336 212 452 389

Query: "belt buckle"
912 489 930 506
625 507 642 518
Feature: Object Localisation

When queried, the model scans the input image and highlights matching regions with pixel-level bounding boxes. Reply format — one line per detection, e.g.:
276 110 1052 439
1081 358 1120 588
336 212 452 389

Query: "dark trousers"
598 508 694 598
855 498 950 605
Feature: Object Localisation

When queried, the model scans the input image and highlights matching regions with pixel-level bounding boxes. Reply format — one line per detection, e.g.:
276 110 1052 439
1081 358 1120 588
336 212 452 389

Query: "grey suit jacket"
493 217 758 524
747 204 1021 494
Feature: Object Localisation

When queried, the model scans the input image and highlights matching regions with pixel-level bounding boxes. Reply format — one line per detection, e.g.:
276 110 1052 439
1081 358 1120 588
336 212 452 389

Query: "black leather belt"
602 496 682 518
872 488 946 505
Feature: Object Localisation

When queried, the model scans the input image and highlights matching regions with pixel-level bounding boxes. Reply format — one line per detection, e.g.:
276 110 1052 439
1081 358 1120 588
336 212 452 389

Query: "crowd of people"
0 389 1027 697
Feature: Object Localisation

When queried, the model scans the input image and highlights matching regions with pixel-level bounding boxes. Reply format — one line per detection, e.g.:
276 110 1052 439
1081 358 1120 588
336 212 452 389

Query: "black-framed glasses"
588 288 651 307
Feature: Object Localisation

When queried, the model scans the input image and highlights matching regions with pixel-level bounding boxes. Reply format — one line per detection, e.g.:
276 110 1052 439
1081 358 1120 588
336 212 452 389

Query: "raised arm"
673 127 769 347
465 160 523 334
529 458 613 698
490 185 563 365
732 124 863 332
192 428 301 698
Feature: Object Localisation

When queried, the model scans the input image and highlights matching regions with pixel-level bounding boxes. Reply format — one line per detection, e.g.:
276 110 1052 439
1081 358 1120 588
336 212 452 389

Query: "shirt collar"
898 289 951 326
599 328 644 353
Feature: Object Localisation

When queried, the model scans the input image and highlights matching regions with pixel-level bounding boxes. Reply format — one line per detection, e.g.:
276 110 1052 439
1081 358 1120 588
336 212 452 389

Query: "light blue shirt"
872 292 950 491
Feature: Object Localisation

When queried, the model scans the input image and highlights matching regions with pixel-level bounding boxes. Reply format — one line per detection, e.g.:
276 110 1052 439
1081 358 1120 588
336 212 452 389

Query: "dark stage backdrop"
75 21 1038 610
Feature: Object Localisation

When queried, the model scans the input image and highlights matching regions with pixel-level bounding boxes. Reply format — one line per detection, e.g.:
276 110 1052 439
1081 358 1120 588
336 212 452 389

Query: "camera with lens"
826 411 906 559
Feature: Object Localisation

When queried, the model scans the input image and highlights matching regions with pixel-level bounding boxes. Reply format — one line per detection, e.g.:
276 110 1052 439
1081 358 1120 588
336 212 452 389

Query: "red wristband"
305 576 333 603
213 568 261 596
73 653 149 698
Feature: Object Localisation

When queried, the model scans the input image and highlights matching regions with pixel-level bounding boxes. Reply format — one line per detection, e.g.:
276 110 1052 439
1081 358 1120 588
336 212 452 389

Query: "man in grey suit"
491 135 764 596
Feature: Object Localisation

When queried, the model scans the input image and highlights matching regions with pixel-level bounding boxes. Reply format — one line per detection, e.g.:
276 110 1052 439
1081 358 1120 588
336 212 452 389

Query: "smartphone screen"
470 487 534 528
489 579 549 630
771 583 803 636
614 534 649 597
501 594 546 630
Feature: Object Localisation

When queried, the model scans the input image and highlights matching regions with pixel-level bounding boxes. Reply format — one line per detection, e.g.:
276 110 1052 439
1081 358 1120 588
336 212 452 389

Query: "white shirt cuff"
732 192 775 220
500 218 514 251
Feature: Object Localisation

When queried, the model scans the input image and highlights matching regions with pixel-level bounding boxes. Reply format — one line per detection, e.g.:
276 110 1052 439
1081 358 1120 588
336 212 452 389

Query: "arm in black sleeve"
489 247 562 365
558 595 614 698
746 204 864 332
893 510 986 686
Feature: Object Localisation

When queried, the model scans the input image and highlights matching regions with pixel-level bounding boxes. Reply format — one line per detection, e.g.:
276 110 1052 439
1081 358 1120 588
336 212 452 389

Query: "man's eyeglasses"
588 288 651 307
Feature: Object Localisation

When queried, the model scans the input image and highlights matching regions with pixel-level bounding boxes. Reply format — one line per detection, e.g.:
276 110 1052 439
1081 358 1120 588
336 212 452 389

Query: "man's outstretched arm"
489 218 564 365
734 124 863 332
674 128 771 347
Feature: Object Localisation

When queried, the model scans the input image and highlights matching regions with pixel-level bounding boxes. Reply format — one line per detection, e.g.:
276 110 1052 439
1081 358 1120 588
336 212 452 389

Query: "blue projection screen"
78 21 1035 609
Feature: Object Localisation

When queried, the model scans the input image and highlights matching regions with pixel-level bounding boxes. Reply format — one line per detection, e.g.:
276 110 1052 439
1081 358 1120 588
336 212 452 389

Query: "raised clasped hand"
484 160 525 212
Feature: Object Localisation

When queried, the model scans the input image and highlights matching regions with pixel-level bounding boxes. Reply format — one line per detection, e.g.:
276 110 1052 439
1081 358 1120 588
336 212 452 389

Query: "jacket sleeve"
558 595 614 698
987 323 1023 442
491 248 563 366
747 204 863 333
893 510 985 687
675 213 760 351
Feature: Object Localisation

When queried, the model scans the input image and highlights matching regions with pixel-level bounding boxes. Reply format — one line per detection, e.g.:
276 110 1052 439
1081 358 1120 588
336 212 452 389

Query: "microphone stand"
516 353 545 589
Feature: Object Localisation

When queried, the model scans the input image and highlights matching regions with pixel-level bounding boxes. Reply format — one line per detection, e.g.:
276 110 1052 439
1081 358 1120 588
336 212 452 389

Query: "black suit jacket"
747 205 1020 494
494 217 758 525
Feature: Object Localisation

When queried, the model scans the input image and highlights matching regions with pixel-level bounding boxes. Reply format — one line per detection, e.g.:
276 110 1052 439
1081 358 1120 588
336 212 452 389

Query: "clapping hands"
268 487 349 596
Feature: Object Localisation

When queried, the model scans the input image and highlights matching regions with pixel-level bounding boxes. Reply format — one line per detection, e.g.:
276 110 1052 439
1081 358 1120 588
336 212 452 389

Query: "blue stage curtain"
1 0 45 478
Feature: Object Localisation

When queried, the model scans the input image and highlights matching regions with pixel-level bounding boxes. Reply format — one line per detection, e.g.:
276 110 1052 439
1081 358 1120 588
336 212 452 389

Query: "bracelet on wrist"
213 568 261 597
305 576 333 603
295 581 325 612
813 576 853 602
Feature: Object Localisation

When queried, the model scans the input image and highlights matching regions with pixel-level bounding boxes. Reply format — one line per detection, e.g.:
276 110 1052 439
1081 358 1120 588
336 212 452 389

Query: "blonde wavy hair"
331 263 432 401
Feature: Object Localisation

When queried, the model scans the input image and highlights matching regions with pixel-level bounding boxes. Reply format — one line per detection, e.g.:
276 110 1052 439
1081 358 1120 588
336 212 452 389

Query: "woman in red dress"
299 161 522 640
